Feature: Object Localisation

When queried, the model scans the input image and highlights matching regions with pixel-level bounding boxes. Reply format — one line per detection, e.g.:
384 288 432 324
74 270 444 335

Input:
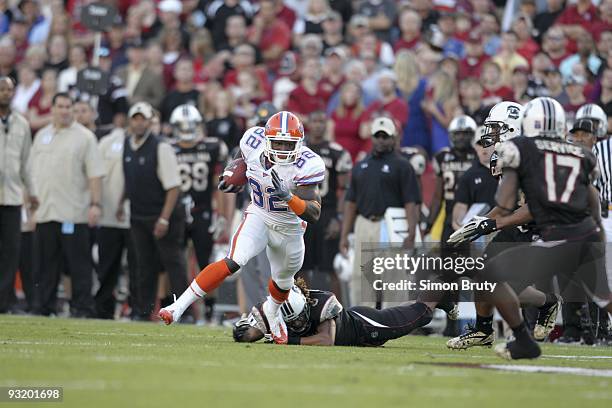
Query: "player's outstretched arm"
270 169 322 223
290 319 336 346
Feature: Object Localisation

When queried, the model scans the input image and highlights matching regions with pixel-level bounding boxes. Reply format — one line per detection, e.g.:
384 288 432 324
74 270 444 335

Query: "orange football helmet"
264 111 304 165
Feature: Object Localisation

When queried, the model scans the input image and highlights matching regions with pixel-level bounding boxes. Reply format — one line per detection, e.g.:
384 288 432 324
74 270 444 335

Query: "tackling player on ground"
159 111 325 344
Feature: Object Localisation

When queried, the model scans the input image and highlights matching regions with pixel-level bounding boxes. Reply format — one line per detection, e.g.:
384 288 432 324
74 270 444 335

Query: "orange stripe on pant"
229 214 248 259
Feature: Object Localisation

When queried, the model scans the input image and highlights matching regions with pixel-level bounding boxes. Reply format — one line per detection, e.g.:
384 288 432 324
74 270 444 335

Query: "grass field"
1 315 612 408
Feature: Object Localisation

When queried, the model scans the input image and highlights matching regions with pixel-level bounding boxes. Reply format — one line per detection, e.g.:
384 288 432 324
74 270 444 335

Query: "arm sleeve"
345 167 358 202
400 162 421 204
454 172 471 205
157 143 182 190
84 133 106 179
496 140 522 170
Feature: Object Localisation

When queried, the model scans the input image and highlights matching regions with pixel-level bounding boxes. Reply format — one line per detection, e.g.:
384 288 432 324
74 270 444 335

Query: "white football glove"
448 216 497 245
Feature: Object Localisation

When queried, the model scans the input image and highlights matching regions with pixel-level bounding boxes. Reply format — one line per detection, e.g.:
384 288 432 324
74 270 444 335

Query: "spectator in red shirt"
27 67 56 134
361 70 408 136
591 0 612 42
329 80 368 161
458 33 489 80
513 14 540 63
299 34 324 61
393 8 422 53
557 0 600 40
248 0 291 72
481 60 514 105
287 58 332 121
542 26 570 67
274 0 297 30
224 44 271 99
321 47 346 95
8 16 29 65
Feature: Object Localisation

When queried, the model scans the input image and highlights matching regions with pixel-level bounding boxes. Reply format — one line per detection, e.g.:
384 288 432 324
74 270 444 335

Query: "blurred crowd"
0 0 611 328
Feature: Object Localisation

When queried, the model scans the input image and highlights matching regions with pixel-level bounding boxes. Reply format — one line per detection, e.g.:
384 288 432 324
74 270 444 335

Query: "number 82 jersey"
239 126 326 231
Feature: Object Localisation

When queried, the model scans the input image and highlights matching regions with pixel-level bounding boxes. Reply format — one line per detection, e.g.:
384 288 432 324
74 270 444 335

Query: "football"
222 157 248 187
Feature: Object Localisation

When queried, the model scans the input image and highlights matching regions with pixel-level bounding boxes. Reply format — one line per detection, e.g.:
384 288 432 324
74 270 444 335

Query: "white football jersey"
239 126 325 231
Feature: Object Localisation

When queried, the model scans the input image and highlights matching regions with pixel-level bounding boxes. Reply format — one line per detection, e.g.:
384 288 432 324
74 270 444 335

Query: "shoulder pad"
319 294 343 322
294 149 326 185
239 126 266 160
496 140 521 170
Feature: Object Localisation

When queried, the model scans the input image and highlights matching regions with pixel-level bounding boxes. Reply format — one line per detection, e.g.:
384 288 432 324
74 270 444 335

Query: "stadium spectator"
320 10 344 50
73 100 96 133
224 43 271 98
556 0 600 41
410 0 438 32
492 31 529 86
422 70 459 153
458 32 489 80
19 0 51 45
512 15 539 64
542 26 571 67
528 52 554 97
435 11 465 58
57 45 87 93
205 88 241 151
29 92 104 317
0 76 35 314
299 33 324 60
104 17 128 72
394 8 422 53
0 36 16 81
321 47 346 94
563 75 588 121
459 77 490 125
12 63 39 114
481 61 513 106
205 0 254 47
247 0 291 72
544 66 569 105
24 44 46 76
287 57 331 121
511 66 532 105
27 67 55 134
44 34 68 73
116 40 165 110
293 0 330 36
357 0 395 43
352 30 394 67
274 0 297 29
362 69 409 137
592 0 612 41
329 80 367 161
8 15 29 64
534 0 565 42
217 14 249 53
160 58 200 126
119 102 187 321
340 117 420 306
560 31 602 79
478 13 501 56
395 50 429 149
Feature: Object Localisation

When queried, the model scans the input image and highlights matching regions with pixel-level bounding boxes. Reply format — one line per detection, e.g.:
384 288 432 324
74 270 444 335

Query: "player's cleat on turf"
158 306 183 325
446 324 495 349
494 340 541 360
263 300 288 344
534 295 562 341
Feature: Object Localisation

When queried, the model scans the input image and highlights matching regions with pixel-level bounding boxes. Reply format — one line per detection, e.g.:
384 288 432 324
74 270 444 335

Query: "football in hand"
222 158 248 187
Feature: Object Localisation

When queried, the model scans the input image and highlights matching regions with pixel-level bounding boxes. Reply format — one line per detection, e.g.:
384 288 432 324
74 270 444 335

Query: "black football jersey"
433 147 476 223
172 137 228 211
306 141 352 210
496 136 598 228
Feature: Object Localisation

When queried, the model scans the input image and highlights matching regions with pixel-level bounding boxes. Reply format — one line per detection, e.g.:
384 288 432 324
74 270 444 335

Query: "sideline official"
340 117 421 307
0 76 36 313
120 102 188 321
29 92 105 317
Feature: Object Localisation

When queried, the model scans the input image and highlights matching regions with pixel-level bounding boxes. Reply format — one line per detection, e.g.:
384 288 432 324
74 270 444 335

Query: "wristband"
288 336 301 345
287 195 307 215
157 217 169 226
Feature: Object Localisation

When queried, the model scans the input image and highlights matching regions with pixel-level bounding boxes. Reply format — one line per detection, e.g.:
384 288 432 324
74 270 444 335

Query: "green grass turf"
1 315 612 408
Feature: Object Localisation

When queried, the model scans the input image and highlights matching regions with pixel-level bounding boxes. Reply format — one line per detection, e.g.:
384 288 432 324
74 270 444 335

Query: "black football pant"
19 231 34 311
0 206 21 312
130 215 188 319
350 302 433 346
186 210 213 270
95 227 137 319
33 222 95 316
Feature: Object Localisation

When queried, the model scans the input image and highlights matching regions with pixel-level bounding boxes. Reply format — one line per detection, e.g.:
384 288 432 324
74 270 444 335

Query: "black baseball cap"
570 118 596 134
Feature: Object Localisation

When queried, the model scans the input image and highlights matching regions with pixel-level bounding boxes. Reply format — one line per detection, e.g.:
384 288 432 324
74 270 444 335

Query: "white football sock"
172 280 206 314
265 296 282 315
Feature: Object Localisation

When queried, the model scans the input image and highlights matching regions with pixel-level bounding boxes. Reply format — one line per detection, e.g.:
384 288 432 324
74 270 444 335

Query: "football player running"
447 101 561 349
460 97 612 360
159 111 325 344
170 104 232 322
232 279 435 346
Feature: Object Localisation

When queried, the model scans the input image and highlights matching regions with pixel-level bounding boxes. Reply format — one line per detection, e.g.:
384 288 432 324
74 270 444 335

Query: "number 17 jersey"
496 136 598 228
239 126 326 232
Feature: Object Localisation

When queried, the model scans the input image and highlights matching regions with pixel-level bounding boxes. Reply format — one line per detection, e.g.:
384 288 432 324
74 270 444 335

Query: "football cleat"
494 340 541 360
158 306 182 325
446 324 495 349
263 300 288 344
533 296 562 341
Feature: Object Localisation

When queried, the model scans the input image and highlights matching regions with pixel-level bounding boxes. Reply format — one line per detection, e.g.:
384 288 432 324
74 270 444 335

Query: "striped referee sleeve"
594 138 612 205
